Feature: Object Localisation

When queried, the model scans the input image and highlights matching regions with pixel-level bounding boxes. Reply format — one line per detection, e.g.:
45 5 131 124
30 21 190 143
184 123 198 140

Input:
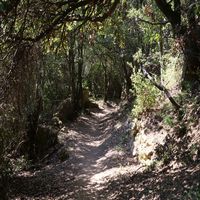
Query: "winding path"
10 102 200 200
11 102 137 200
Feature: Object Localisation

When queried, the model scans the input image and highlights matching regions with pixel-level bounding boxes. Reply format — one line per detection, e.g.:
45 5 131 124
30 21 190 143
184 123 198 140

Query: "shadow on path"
10 102 136 200
9 102 200 200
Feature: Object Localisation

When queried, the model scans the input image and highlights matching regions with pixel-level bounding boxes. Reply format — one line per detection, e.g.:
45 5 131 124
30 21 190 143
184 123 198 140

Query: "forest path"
11 101 138 200
10 101 200 200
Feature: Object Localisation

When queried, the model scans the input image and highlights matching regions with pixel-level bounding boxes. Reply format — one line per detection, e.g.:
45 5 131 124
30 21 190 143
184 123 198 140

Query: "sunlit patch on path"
10 101 137 199
10 101 200 200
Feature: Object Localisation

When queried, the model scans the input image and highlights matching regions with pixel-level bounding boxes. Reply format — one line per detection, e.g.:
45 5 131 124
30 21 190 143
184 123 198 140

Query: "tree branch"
136 17 169 26
12 0 120 42
155 0 181 31
141 65 181 110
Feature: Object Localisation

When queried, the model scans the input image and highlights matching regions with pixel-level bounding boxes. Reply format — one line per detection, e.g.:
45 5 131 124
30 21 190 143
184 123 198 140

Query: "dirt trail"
10 102 200 200
11 102 138 200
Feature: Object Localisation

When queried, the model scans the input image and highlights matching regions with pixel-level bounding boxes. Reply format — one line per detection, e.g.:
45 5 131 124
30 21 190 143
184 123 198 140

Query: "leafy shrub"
131 72 160 116
0 103 24 198
160 52 184 94
42 53 70 117
0 104 25 155
163 115 174 126
184 187 200 200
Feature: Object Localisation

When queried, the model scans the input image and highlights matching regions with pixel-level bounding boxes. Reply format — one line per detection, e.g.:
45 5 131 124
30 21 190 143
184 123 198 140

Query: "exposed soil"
10 101 200 200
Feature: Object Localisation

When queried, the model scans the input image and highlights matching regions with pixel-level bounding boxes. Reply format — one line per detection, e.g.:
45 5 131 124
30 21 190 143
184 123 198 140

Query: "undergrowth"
131 72 161 117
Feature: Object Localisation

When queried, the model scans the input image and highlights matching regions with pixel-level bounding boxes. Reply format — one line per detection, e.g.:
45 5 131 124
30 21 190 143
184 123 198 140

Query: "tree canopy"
1 1 200 199
0 0 119 42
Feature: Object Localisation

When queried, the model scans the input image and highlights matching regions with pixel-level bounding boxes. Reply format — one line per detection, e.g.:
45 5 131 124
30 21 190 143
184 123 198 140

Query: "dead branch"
141 66 181 110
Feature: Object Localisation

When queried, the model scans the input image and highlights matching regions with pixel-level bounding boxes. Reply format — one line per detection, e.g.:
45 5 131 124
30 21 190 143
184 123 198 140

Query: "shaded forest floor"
10 101 200 200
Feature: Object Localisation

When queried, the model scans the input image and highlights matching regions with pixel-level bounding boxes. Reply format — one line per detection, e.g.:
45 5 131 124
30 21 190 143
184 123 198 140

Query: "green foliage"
10 156 30 173
189 143 199 160
131 72 160 116
184 187 200 200
42 53 69 116
133 49 143 63
0 104 24 158
115 131 130 151
145 161 157 172
160 52 184 92
163 115 174 126
115 145 124 152
0 103 25 197
156 141 175 165
84 63 105 98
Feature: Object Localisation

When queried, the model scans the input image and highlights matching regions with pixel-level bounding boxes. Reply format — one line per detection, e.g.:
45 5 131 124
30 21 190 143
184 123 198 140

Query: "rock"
52 116 63 128
58 148 69 162
82 88 90 107
124 119 133 132
131 129 167 166
131 118 141 137
175 124 187 138
35 125 58 158
15 140 28 157
154 114 163 122
54 98 75 122
87 101 99 109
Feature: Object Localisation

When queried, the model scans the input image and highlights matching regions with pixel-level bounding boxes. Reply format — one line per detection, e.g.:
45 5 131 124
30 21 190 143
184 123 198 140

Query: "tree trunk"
183 0 200 83
155 0 181 35
122 58 132 98
103 65 108 102
77 36 84 109
68 32 76 109
27 91 42 161
159 25 164 56
155 0 200 83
